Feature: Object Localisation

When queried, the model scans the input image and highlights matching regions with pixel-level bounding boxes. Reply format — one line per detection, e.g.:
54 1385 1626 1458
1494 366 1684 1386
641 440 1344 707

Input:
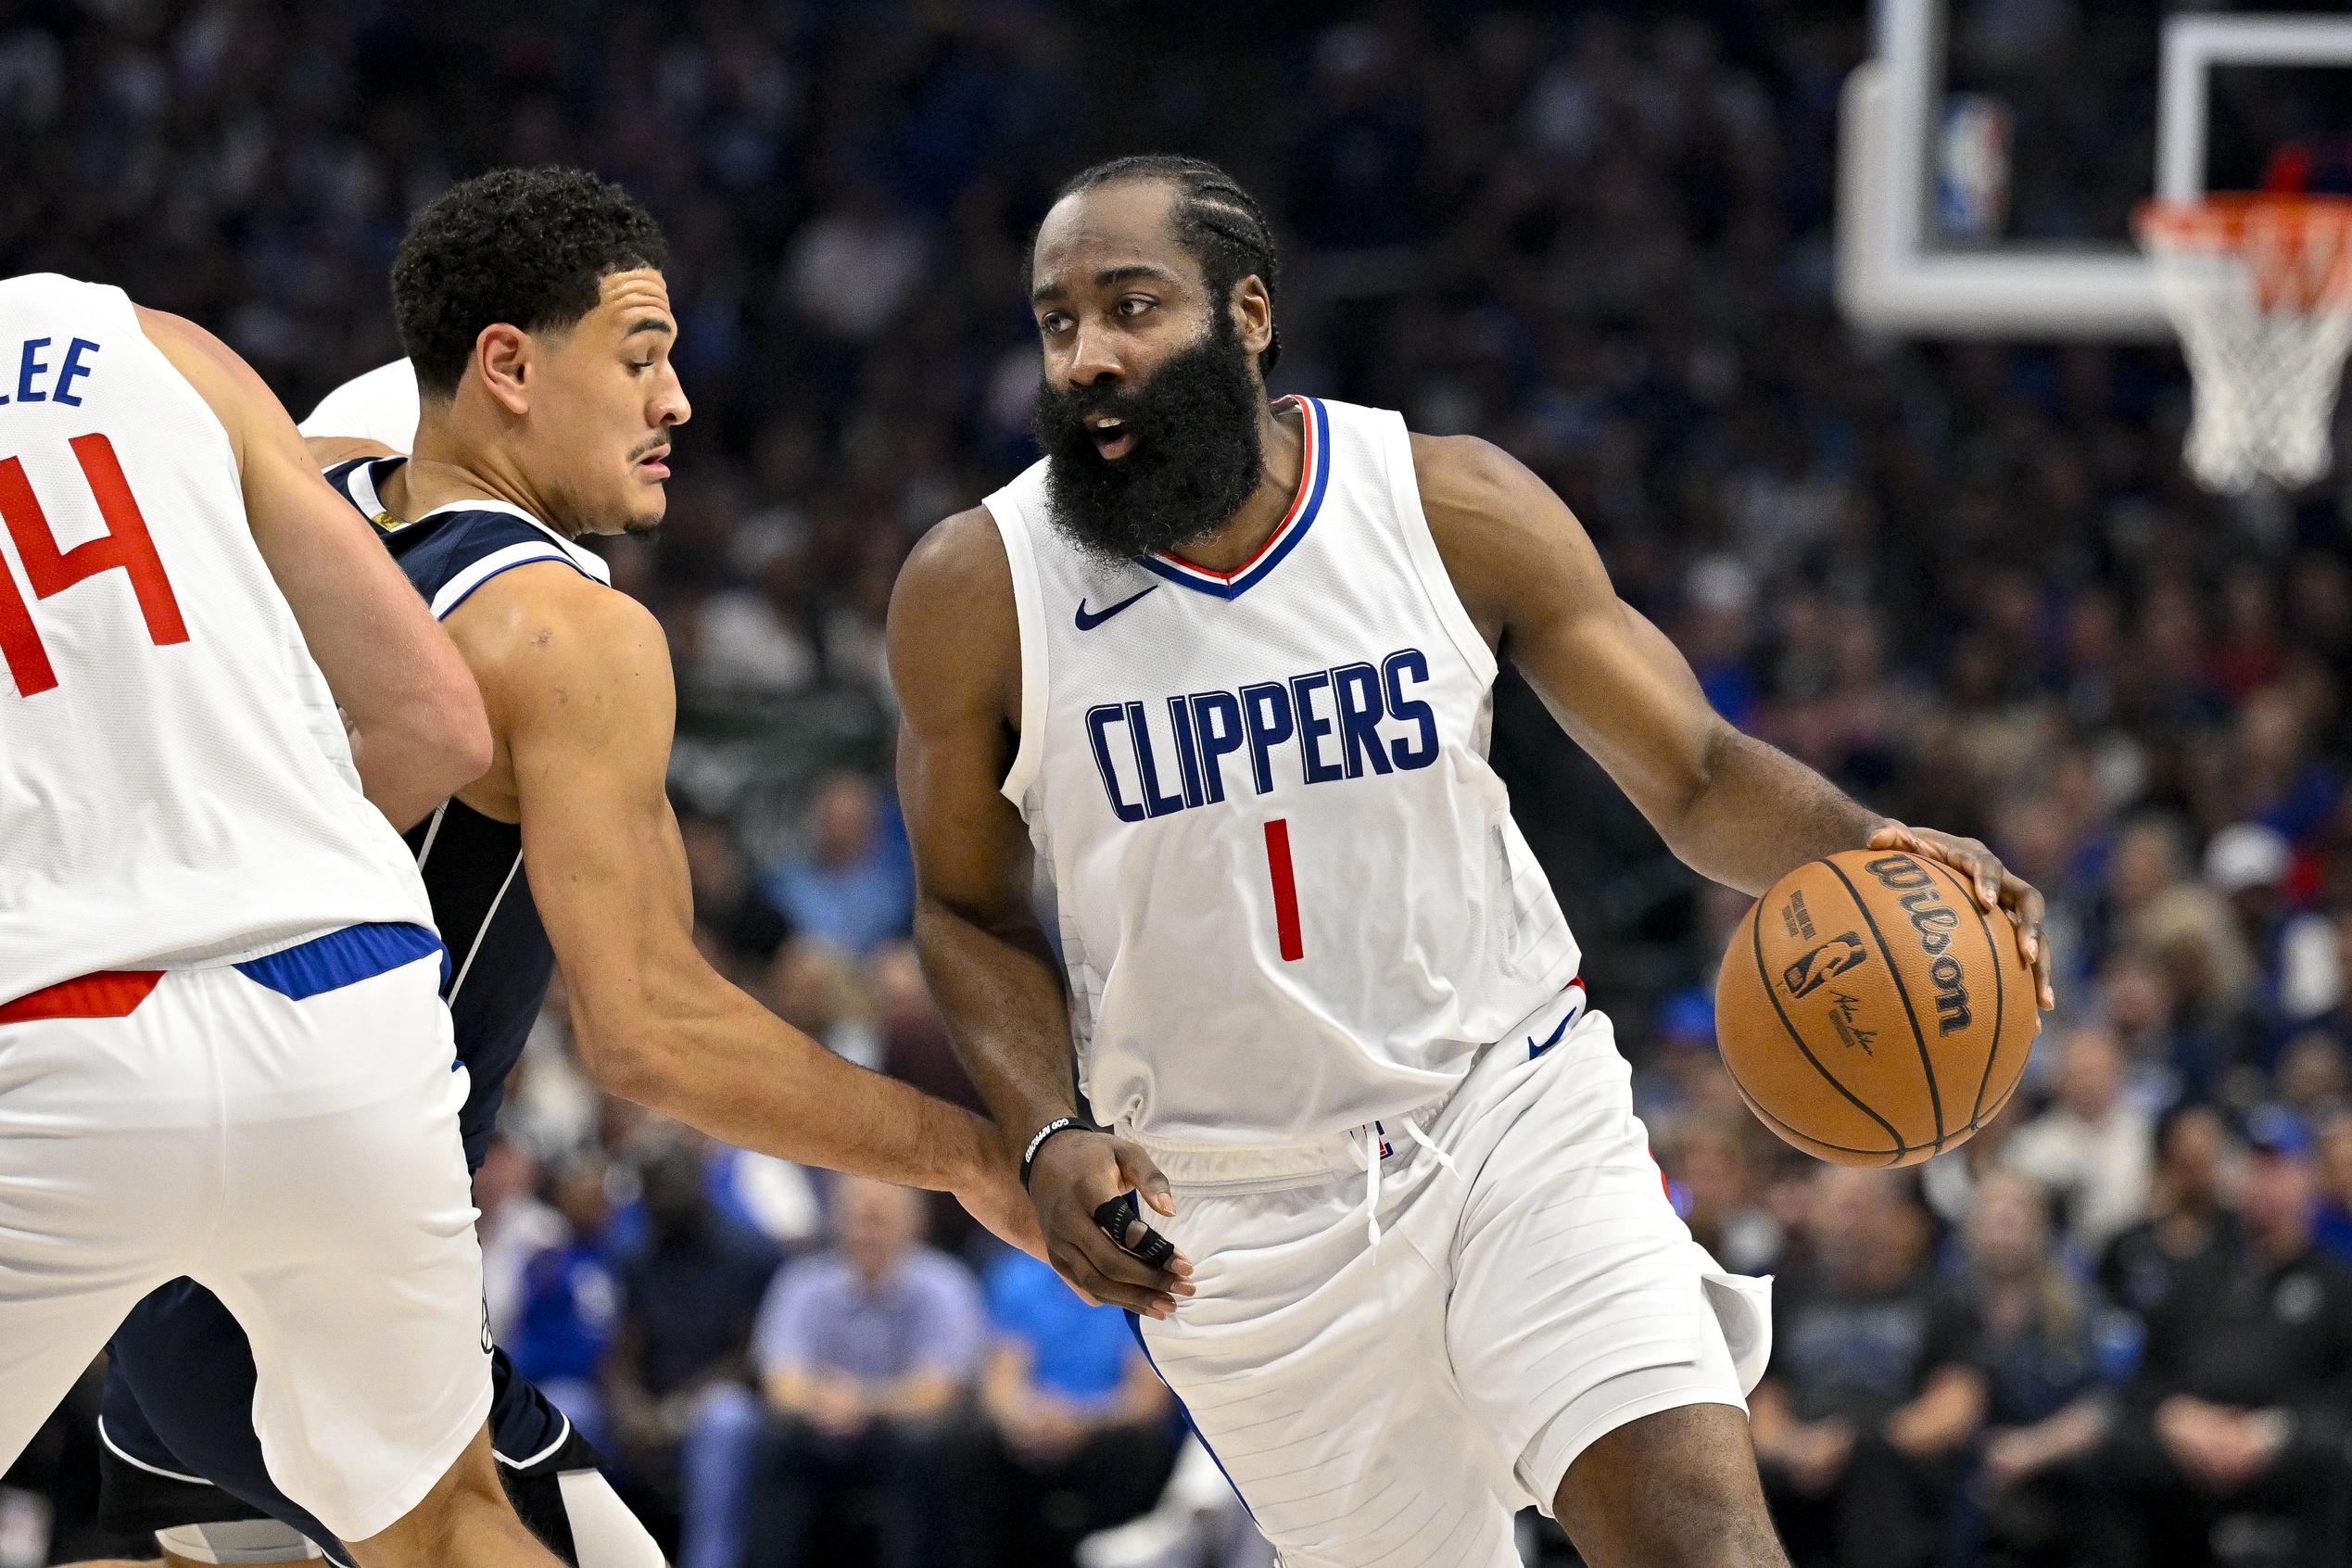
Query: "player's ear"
1231 276 1273 368
472 322 531 416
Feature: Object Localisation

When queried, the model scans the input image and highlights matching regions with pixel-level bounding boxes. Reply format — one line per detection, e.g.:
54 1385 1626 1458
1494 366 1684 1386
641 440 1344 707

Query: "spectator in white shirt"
2003 1025 2156 1256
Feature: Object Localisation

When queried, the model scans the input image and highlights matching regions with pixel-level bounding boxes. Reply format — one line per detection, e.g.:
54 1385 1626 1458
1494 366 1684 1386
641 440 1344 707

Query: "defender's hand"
1869 822 2055 1012
1029 1128 1195 1319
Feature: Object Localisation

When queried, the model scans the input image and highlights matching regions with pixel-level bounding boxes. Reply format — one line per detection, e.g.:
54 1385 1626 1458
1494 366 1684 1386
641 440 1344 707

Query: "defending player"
0 272 584 1568
891 157 2055 1568
86 169 1037 1567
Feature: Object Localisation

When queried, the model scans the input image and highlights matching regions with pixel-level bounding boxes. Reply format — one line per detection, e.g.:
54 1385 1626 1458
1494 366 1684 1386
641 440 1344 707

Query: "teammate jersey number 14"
0 432 187 698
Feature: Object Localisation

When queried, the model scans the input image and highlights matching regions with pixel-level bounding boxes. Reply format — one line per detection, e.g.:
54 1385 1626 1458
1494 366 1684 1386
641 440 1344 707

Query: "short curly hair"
392 167 668 398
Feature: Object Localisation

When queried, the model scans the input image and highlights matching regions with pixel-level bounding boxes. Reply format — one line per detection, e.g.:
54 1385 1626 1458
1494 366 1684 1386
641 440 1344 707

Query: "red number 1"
0 434 187 697
1264 818 1304 962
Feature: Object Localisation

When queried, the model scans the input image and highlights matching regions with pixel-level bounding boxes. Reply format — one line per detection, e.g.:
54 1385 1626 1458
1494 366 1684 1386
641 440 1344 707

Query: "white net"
2136 196 2352 494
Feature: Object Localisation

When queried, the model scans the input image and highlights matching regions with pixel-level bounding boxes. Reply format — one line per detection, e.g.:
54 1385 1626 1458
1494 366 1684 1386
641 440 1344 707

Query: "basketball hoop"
2135 195 2352 493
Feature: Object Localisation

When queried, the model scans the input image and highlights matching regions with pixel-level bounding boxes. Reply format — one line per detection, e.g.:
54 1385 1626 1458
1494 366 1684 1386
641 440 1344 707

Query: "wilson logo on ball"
1864 854 1972 1035
1782 932 1867 998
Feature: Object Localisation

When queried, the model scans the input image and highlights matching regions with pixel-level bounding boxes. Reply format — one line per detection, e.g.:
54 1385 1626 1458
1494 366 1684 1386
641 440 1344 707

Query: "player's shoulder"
1407 431 1551 528
453 550 652 647
449 555 673 750
889 505 1019 714
900 504 1014 599
891 504 1018 642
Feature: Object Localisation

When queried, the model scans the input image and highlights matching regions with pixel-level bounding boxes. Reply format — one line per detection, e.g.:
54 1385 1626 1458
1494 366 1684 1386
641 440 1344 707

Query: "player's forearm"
345 699 491 831
912 891 1081 1158
1666 727 1884 896
575 968 995 1194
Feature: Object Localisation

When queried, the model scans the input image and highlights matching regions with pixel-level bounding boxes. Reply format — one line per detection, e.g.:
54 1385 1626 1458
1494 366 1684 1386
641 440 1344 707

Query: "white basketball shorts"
0 936 491 1544
1125 986 1773 1568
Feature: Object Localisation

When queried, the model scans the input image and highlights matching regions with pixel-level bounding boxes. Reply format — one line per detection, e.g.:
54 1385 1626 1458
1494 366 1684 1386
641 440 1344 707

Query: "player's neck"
385 419 565 535
1157 397 1306 575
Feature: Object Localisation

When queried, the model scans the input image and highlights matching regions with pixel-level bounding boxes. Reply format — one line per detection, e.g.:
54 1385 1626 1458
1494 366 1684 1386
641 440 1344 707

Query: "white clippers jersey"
988 396 1580 1145
0 274 433 1002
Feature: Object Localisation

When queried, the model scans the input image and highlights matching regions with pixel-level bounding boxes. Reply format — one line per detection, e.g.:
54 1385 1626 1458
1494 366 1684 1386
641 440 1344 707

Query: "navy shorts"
99 1277 601 1564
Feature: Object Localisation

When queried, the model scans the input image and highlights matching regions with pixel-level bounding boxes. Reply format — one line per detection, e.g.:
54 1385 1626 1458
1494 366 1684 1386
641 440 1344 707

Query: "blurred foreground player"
0 272 583 1568
891 157 2055 1568
88 169 1037 1567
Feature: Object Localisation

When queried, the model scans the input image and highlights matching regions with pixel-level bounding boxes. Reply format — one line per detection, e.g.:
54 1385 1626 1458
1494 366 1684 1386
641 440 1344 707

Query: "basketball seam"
1748 882 1910 1157
1918 856 2004 1132
1823 856 1946 1151
1717 1042 1905 1164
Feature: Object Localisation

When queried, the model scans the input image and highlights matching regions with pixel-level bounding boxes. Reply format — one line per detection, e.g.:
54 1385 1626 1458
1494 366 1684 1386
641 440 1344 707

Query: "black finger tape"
1093 1193 1177 1271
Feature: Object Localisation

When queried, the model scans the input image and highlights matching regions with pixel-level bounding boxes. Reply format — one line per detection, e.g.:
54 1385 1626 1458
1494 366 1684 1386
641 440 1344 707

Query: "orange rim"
2136 195 2352 310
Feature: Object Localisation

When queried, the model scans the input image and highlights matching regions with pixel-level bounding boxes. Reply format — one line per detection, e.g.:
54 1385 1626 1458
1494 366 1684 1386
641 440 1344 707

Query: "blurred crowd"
11 0 2352 1564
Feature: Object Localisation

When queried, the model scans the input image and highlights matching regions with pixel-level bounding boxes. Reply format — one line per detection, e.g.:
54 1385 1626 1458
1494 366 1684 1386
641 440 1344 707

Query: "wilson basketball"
1714 849 2040 1168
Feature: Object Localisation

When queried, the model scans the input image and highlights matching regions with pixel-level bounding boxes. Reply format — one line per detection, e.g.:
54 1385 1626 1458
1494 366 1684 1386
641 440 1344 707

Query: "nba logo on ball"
1716 849 2039 1168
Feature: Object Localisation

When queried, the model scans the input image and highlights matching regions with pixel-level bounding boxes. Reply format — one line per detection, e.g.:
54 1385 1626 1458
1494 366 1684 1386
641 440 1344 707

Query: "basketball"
1715 849 2041 1168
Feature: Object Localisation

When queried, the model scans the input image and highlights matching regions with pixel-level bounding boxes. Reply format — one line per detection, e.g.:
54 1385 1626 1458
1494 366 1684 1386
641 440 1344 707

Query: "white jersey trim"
411 496 613 615
1382 411 1498 689
990 495 1051 807
344 458 392 525
493 1410 573 1470
97 1415 212 1486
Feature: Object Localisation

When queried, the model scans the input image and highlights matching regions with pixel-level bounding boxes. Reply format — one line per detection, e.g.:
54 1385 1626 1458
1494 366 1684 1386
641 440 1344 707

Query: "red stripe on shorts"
0 969 163 1024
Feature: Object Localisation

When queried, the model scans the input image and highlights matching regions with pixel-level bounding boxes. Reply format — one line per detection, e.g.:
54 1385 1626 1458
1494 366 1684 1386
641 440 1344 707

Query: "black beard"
1032 315 1265 562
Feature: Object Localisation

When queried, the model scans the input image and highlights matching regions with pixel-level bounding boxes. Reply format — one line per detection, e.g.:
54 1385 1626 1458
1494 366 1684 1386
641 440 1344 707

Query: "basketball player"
83 169 1037 1568
890 156 2055 1568
0 272 589 1568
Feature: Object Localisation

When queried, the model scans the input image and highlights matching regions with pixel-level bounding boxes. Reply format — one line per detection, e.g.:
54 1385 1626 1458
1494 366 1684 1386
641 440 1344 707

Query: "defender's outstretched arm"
449 557 1042 1255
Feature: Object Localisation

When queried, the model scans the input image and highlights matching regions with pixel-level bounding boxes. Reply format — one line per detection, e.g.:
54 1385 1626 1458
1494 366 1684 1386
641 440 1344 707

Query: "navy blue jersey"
325 456 611 1168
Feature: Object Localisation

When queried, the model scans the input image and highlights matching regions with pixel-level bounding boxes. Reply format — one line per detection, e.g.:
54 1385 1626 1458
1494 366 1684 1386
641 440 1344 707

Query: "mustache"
629 435 673 462
1048 380 1148 424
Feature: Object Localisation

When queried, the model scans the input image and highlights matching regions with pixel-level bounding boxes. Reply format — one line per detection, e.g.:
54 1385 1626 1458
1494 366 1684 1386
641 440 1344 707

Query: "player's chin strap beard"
1351 1118 1457 1247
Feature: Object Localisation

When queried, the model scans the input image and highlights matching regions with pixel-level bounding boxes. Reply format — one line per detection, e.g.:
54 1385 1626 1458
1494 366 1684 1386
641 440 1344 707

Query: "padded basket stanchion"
2135 195 2352 493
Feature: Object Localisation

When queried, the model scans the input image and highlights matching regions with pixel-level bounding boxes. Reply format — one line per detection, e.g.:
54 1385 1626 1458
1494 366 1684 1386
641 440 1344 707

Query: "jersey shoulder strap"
322 455 410 534
318 456 613 622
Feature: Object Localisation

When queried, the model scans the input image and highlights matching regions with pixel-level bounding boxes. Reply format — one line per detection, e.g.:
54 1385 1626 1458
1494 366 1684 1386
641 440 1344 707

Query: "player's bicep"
890 510 1035 924
1423 435 1726 820
503 588 691 977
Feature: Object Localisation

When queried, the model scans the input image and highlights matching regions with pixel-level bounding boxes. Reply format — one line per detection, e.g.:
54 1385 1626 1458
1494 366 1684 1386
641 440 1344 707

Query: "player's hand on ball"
1868 821 2055 1012
1030 1129 1195 1320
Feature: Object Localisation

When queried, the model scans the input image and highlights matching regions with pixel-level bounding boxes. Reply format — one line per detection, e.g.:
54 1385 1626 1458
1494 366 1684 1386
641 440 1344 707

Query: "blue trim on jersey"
1123 1310 1261 1527
1135 397 1331 601
234 921 447 1002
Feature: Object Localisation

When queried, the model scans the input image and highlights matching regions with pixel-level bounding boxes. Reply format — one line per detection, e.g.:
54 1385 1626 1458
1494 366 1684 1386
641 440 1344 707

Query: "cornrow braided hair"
1051 154 1283 375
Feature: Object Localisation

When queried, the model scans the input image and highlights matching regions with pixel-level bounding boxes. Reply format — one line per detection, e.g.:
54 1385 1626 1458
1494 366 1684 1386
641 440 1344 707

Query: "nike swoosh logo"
1074 585 1158 631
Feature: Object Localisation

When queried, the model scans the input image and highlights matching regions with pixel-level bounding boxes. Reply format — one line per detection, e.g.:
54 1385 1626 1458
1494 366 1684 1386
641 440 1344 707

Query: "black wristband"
1019 1117 1083 1190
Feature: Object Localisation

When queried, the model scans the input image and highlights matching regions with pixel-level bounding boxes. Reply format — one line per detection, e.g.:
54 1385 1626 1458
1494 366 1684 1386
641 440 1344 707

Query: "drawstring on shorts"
1349 1116 1458 1248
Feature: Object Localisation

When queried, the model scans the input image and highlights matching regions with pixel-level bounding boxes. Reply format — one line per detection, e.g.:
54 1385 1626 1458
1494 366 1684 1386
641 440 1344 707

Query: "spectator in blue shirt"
508 1154 625 1454
742 1175 983 1568
756 772 915 955
967 1250 1177 1566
